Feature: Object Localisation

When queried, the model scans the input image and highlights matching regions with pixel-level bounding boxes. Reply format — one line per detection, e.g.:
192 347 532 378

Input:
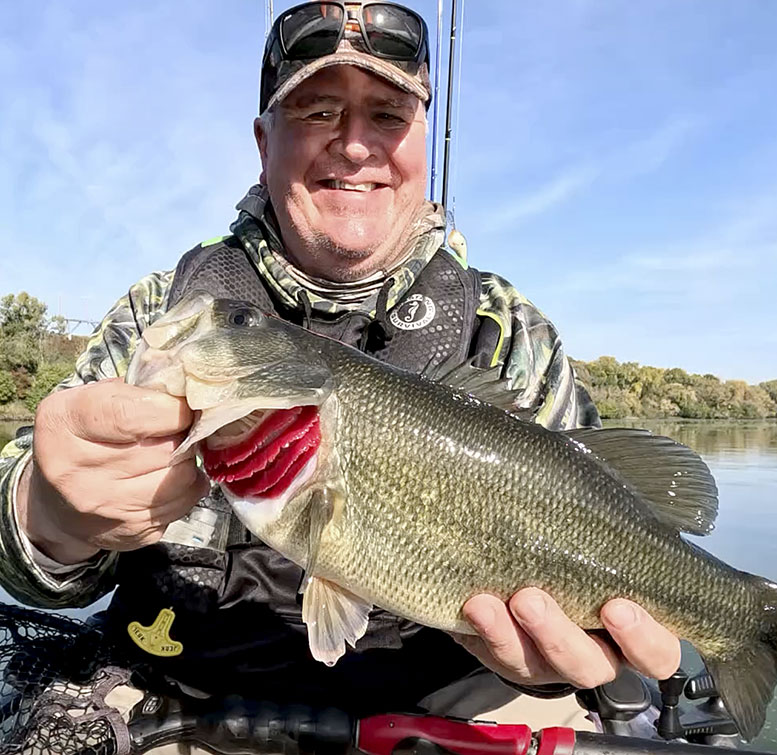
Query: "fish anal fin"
301 577 371 666
565 428 718 536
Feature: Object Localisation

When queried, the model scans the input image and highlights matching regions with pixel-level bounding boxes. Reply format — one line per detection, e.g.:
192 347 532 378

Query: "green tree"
0 292 48 338
664 367 693 386
24 362 73 413
575 356 776 419
0 292 49 374
0 370 16 404
760 380 777 405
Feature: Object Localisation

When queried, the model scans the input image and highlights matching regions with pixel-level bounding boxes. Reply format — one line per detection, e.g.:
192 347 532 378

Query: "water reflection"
606 418 777 457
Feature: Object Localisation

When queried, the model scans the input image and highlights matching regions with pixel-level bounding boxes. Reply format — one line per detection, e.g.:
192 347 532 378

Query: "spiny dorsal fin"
422 355 521 412
565 428 719 536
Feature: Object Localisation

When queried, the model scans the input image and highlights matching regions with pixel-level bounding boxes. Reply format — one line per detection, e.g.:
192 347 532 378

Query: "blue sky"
1 1 775 382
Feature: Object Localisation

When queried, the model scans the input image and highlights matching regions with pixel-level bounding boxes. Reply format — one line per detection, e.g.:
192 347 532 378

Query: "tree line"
572 356 777 420
1 292 775 421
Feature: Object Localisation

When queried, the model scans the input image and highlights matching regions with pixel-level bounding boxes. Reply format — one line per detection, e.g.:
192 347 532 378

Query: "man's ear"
254 117 269 184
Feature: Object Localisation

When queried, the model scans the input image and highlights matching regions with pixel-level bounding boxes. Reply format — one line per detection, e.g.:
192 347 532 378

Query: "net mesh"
0 604 129 755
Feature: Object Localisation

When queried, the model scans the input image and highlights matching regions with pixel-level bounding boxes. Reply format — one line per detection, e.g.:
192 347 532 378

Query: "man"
0 1 680 746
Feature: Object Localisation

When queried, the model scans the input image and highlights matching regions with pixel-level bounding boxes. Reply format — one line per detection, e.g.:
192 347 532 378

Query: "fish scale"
305 351 736 644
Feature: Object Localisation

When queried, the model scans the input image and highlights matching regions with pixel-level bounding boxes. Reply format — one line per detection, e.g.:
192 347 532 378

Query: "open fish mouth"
200 406 321 500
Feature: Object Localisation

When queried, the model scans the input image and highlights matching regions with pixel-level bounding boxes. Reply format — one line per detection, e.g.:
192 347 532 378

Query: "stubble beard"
296 205 427 282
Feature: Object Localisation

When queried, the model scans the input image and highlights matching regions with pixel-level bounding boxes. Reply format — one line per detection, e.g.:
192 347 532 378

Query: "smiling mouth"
319 179 387 193
201 406 321 499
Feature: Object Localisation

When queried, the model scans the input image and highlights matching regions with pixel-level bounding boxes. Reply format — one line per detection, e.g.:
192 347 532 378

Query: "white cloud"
485 116 695 231
488 164 600 230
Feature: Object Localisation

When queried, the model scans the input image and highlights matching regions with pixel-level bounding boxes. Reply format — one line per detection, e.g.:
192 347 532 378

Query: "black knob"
656 669 688 740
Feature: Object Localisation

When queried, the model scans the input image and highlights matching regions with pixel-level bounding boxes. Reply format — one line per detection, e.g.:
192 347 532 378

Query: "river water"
1 418 776 749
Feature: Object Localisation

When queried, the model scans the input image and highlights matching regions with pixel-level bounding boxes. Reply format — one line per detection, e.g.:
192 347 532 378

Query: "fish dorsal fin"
565 428 719 536
422 355 521 412
302 578 372 666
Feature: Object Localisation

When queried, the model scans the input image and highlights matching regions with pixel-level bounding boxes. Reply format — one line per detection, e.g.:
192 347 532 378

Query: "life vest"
106 236 502 713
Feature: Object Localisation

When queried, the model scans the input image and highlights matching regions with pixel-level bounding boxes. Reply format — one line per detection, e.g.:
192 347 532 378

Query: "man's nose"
334 112 377 164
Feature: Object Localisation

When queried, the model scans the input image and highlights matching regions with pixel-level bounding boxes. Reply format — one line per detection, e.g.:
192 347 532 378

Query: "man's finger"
461 594 560 683
125 462 210 510
509 588 621 689
601 599 681 680
73 433 189 477
60 381 193 443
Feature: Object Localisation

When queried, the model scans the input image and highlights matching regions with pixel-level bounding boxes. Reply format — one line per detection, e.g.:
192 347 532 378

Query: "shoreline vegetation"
0 292 88 432
572 357 777 421
1 292 775 434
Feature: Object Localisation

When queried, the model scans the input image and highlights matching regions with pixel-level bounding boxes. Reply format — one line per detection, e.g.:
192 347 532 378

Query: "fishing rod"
265 0 274 40
441 0 461 212
449 0 465 221
430 0 445 202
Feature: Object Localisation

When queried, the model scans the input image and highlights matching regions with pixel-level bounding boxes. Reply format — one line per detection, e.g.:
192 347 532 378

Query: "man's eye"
305 110 338 121
376 112 406 126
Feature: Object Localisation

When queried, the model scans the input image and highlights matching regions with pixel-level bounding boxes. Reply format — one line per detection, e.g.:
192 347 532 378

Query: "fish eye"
229 308 260 327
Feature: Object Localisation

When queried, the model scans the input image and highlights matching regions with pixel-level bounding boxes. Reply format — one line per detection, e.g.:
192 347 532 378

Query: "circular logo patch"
389 294 437 331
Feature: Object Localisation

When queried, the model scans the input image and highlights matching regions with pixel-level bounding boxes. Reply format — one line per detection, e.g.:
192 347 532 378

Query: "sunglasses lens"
281 4 344 59
363 4 422 58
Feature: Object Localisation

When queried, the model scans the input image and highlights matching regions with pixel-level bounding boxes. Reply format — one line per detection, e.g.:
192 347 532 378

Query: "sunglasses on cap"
261 2 430 112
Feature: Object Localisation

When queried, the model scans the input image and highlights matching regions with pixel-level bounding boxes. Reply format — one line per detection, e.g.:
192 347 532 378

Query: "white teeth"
327 180 376 192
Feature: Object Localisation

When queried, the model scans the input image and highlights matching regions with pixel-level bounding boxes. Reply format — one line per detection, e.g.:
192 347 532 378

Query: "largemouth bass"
127 292 777 741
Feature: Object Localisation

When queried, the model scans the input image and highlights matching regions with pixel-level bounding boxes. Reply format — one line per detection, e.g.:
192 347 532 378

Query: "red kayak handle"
357 713 569 755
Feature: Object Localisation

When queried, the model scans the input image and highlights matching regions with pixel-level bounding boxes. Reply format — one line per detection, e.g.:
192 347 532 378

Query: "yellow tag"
127 608 183 657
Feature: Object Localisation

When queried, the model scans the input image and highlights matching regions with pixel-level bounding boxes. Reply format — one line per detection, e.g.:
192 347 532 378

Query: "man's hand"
17 379 210 565
454 589 681 688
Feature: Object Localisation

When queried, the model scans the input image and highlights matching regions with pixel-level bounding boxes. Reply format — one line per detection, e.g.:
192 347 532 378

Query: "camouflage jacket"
0 187 600 609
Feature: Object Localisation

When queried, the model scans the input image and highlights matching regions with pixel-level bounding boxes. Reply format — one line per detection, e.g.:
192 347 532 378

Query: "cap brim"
266 50 430 112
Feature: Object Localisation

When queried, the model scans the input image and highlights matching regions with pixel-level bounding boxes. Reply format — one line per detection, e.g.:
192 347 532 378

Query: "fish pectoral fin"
301 577 371 666
564 428 718 535
299 488 337 594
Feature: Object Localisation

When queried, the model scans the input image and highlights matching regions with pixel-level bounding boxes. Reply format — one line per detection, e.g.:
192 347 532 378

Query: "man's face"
255 65 428 281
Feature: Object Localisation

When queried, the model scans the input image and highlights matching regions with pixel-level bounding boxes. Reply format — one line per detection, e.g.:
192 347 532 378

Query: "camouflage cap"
260 8 432 114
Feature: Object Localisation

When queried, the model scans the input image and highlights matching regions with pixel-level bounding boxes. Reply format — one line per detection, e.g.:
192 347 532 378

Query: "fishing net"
0 604 130 755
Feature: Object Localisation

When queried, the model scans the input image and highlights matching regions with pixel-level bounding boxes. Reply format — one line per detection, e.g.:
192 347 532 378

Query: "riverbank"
572 356 777 420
